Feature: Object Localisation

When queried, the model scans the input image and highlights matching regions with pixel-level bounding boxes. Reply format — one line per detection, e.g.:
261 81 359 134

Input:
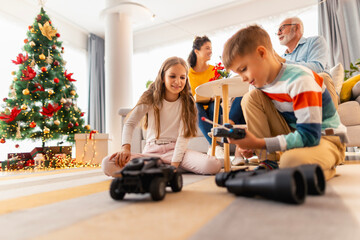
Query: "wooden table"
195 77 248 172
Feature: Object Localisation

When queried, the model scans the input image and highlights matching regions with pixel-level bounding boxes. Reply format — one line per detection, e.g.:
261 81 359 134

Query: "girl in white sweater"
102 57 221 176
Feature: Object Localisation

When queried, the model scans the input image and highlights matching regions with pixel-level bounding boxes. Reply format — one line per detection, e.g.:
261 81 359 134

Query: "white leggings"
102 142 222 177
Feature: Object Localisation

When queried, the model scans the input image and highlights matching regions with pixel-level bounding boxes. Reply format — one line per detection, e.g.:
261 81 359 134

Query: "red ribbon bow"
64 70 76 82
89 130 98 140
21 66 36 81
12 53 29 65
0 107 22 123
40 103 62 117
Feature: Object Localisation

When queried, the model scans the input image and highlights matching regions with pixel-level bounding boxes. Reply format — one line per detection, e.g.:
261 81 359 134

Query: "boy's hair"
222 25 273 68
134 56 197 138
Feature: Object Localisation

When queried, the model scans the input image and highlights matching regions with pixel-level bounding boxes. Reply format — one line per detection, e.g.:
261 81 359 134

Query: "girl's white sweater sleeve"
122 104 149 146
171 121 189 163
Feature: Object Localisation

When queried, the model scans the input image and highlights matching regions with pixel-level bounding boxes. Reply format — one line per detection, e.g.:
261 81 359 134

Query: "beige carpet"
0 164 359 240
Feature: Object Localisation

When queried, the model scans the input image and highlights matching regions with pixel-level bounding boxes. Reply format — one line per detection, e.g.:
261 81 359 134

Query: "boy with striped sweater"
222 25 346 180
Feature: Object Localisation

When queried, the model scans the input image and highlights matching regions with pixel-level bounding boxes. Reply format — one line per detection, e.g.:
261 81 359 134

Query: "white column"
104 11 133 154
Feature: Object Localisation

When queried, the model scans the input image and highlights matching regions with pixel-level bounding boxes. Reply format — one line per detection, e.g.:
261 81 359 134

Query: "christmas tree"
0 7 90 146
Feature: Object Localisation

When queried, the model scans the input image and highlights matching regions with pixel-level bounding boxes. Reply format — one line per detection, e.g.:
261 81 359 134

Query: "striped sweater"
261 64 346 153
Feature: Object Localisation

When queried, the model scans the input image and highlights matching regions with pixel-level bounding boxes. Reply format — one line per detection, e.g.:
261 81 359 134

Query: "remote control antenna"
201 117 233 132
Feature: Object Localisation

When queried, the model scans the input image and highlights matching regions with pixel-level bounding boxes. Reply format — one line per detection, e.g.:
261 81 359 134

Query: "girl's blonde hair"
133 56 197 139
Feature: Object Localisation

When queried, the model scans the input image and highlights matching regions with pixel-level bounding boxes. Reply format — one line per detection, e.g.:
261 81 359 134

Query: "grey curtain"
87 33 105 133
318 0 360 69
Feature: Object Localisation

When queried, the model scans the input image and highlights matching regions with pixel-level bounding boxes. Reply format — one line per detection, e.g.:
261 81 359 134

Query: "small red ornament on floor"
15 144 19 148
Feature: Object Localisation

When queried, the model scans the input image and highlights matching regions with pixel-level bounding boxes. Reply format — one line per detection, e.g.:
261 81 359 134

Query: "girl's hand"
227 129 265 150
171 162 180 169
109 145 131 168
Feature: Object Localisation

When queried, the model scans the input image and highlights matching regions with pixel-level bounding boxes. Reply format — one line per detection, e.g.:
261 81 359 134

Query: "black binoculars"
216 164 326 204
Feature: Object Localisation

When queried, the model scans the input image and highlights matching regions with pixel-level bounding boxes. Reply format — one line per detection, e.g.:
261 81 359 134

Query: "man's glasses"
276 24 297 35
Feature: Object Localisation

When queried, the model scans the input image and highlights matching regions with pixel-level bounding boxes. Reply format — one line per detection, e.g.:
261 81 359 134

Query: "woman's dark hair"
187 36 211 68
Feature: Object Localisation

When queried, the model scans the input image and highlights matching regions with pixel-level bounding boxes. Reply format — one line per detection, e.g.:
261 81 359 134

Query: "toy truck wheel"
170 172 183 192
149 177 166 201
110 178 125 200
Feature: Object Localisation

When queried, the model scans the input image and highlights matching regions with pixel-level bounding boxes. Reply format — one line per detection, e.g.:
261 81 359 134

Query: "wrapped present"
75 133 109 164
30 146 72 160
8 152 32 161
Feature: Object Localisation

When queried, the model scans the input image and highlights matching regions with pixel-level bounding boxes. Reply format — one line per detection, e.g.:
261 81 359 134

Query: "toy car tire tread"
170 172 183 192
110 178 126 200
150 177 166 201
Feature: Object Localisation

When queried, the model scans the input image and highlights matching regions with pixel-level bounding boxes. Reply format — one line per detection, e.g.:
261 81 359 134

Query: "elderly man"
275 17 338 108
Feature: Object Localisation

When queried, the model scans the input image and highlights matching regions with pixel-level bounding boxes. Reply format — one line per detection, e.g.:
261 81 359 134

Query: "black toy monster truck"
109 157 183 201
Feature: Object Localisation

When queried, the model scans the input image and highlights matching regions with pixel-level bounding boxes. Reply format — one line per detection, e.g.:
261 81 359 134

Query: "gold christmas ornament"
39 53 46 60
54 119 60 125
44 127 50 134
85 125 91 130
21 104 28 110
70 90 76 96
38 21 57 40
23 88 30 95
14 77 18 81
48 89 54 95
65 85 70 89
30 28 36 34
30 41 36 47
11 71 16 75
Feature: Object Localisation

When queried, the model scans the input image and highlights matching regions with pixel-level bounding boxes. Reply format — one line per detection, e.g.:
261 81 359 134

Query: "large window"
0 13 88 161
133 4 318 104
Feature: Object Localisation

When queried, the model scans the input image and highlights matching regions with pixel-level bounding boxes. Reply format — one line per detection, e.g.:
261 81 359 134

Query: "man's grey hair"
289 17 304 35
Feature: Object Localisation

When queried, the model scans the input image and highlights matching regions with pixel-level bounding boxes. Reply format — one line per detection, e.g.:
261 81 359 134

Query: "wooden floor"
0 154 359 240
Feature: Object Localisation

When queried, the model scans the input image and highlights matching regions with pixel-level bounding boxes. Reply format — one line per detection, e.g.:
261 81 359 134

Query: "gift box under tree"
75 133 109 164
30 146 72 167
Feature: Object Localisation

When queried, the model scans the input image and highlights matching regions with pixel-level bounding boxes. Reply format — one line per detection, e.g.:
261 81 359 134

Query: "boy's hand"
227 129 266 150
236 146 254 159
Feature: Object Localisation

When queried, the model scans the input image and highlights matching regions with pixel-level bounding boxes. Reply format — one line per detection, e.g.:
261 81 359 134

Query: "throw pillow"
330 63 344 94
340 74 360 102
352 81 360 99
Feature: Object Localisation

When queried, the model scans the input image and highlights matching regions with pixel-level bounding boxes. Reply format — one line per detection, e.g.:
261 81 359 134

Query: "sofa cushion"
352 81 360 99
337 101 360 126
330 63 344 95
340 74 360 102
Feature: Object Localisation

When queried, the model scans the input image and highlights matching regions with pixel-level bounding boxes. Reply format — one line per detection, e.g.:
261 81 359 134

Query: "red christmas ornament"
3 98 7 102
41 67 47 72
0 138 5 144
28 26 32 30
68 122 74 128
75 122 79 127
80 112 84 117
53 60 59 66
52 45 56 49
29 121 36 128
56 33 60 37
54 78 59 83
37 15 42 21
24 39 28 44
15 144 19 148
49 21 52 25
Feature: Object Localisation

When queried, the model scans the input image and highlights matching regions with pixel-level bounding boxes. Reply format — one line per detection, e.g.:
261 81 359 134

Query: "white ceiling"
4 0 317 51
